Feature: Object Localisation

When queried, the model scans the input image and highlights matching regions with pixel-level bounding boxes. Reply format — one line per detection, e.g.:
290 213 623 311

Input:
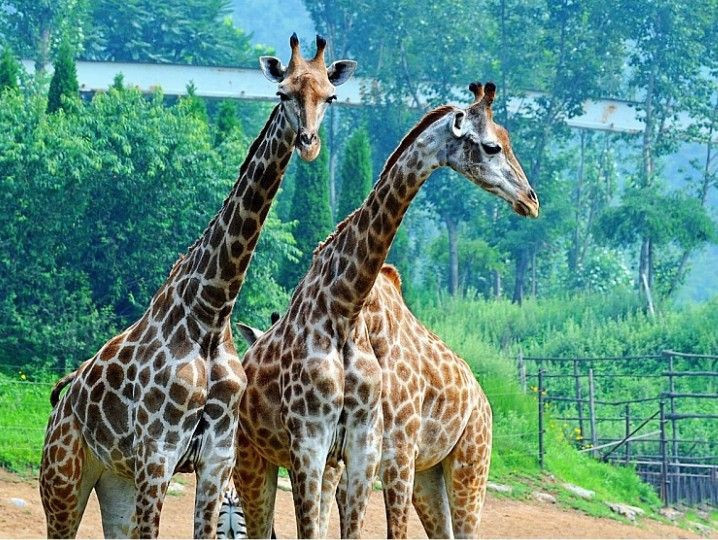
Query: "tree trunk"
512 249 528 304
492 270 501 299
445 216 459 296
569 130 586 273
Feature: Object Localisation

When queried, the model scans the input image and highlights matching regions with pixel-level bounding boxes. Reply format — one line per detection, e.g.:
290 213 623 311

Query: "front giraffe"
39 34 356 539
235 81 538 539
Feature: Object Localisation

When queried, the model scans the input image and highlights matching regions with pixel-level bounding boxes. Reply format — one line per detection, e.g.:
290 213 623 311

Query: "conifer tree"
47 40 79 113
215 100 241 146
0 48 19 92
336 126 373 221
282 128 333 289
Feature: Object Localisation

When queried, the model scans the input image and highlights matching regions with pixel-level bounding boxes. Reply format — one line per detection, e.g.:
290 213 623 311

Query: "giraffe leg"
339 336 383 539
319 461 344 537
412 464 453 539
234 430 277 539
442 406 492 539
130 438 178 538
96 471 135 537
381 449 416 538
40 400 100 539
194 352 246 539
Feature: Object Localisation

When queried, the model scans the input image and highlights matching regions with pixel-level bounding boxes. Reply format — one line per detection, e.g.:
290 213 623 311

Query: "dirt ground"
0 469 707 539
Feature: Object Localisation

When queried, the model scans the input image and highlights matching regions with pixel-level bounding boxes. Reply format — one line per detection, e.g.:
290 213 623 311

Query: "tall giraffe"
234 81 539 539
233 267 493 538
39 34 356 539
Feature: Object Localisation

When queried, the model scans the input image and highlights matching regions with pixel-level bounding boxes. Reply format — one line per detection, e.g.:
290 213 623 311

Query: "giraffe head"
259 33 357 161
444 81 539 218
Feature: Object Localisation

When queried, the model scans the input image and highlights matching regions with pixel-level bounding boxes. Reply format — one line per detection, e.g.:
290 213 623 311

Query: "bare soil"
0 469 706 539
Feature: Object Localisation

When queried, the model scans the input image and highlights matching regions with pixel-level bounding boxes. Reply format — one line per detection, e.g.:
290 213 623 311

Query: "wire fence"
521 350 718 506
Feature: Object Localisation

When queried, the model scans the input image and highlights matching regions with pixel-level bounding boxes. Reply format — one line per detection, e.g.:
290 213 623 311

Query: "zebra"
217 486 247 539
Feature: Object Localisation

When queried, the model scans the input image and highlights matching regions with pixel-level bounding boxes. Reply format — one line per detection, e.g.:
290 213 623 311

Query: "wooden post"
666 352 679 502
574 359 585 440
588 368 598 458
517 351 527 393
538 368 545 469
659 400 669 506
624 404 631 465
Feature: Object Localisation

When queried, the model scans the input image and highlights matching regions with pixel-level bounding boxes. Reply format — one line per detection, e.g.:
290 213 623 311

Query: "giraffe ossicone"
39 33 356 539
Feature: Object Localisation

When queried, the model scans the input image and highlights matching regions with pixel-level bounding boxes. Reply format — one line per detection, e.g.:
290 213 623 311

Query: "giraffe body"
40 34 356 539
235 82 538 539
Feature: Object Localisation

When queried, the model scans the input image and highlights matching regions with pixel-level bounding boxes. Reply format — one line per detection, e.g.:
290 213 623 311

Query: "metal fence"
522 350 718 506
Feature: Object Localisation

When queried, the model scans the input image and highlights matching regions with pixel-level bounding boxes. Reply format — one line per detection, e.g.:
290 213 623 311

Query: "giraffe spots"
128 317 148 341
104 392 128 434
201 284 226 309
169 325 191 359
163 401 184 425
86 363 103 386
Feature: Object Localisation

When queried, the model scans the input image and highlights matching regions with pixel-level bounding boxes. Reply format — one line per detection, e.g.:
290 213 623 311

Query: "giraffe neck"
309 107 455 336
175 105 295 333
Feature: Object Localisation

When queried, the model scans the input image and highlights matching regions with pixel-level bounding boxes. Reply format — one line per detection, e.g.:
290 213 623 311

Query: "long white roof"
22 60 698 136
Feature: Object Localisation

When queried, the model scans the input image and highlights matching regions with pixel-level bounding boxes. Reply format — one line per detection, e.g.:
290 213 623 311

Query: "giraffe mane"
313 105 455 257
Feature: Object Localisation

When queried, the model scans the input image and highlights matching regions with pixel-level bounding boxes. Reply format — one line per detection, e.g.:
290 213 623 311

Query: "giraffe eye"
481 142 501 155
326 95 337 104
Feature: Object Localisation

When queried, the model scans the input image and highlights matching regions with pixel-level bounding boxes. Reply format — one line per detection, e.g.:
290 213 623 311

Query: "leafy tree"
47 40 79 114
0 0 88 71
215 100 242 146
0 48 20 92
82 0 271 65
336 126 373 221
282 128 333 289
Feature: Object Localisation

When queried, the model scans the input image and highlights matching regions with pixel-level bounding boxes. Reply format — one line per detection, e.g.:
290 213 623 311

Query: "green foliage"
82 0 272 65
0 82 295 371
215 100 242 146
0 48 19 92
336 126 373 222
46 40 79 113
281 129 333 289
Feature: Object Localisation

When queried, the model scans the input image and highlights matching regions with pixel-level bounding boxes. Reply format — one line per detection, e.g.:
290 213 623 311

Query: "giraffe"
39 33 356 539
233 265 492 538
233 80 539 539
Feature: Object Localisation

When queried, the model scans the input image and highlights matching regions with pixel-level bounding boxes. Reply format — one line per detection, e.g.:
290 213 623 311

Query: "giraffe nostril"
528 188 538 202
299 132 314 146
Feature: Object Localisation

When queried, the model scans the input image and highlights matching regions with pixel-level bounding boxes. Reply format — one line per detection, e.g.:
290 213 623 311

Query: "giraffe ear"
259 56 287 83
327 60 357 86
450 110 467 138
236 322 264 345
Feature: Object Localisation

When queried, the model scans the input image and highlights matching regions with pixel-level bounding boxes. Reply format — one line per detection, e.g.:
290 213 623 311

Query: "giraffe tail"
50 370 78 407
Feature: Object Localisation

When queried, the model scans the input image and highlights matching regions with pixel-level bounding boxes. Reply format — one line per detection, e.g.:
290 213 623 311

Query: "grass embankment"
1 292 716 529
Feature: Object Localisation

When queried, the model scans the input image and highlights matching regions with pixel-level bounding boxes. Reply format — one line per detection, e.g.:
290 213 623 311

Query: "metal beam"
20 59 688 135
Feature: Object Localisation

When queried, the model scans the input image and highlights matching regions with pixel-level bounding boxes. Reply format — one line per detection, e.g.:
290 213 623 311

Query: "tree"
0 0 88 71
47 40 79 114
282 128 333 289
215 100 242 146
617 0 715 304
82 0 271 65
0 48 19 92
336 126 373 221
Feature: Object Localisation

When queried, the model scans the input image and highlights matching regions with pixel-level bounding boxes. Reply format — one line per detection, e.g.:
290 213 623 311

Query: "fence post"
538 367 545 469
666 351 679 503
573 359 585 440
517 351 527 393
624 403 631 465
588 368 598 458
659 400 669 506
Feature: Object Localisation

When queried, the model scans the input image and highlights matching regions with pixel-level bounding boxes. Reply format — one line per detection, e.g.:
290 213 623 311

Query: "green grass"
0 370 53 474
